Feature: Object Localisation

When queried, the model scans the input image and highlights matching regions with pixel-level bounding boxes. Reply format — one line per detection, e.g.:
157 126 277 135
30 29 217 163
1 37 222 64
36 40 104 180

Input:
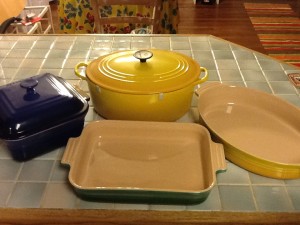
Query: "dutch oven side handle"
74 62 88 80
190 67 209 88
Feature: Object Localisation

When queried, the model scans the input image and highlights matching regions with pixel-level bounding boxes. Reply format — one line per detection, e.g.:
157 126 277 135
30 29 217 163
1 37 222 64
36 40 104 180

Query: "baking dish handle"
211 142 227 174
74 62 88 80
61 138 78 167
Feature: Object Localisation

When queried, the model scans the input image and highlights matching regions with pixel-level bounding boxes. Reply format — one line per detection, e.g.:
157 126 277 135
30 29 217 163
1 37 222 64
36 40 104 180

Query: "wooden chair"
91 0 162 34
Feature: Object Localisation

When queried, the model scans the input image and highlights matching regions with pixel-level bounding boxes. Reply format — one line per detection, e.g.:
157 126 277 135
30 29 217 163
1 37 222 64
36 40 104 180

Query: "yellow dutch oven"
75 49 208 121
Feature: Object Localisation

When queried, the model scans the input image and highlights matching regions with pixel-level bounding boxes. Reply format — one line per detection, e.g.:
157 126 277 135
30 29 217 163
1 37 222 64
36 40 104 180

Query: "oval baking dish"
62 120 226 204
196 82 300 179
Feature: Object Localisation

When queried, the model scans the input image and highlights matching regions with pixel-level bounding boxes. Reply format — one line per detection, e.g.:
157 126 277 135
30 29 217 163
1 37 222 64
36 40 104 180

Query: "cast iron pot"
75 49 208 121
0 73 89 161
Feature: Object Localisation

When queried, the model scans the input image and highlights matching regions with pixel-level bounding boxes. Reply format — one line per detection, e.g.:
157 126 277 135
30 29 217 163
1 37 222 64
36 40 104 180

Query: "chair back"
92 0 162 34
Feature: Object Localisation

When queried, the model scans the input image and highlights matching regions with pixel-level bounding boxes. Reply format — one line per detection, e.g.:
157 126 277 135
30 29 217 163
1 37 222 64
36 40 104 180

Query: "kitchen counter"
0 34 300 224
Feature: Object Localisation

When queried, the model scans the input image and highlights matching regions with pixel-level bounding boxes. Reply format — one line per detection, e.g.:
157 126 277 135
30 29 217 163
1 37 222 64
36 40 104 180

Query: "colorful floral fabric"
58 0 179 34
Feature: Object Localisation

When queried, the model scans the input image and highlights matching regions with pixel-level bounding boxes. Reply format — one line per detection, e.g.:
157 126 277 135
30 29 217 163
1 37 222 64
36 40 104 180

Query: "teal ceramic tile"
47 49 70 59
264 70 289 81
209 40 231 50
241 70 266 81
64 58 85 69
190 41 211 51
0 49 9 58
113 36 132 42
171 36 189 42
93 41 112 50
217 163 250 185
216 59 239 70
206 70 220 81
0 159 22 181
7 182 46 208
41 183 77 208
258 59 283 70
53 41 74 50
151 36 170 42
6 49 29 58
21 58 45 68
190 36 209 42
276 94 300 107
112 41 131 50
174 50 192 57
73 40 92 50
42 58 65 69
68 49 90 60
1 58 25 68
35 148 60 160
233 50 256 59
18 160 54 182
196 59 216 70
60 68 77 79
0 41 16 49
193 51 214 61
249 173 285 185
149 204 186 211
33 40 53 49
78 200 115 209
218 185 256 211
253 186 294 212
237 60 261 70
0 182 14 207
90 49 112 59
218 70 243 81
94 36 113 42
151 41 171 49
50 161 69 182
27 48 49 58
39 68 61 77
0 142 12 158
171 41 191 50
270 81 297 94
285 179 300 186
186 186 222 211
213 50 234 60
245 82 272 93
114 203 149 210
14 68 40 79
286 187 300 211
132 36 151 42
13 40 35 49
131 41 151 49
0 67 17 79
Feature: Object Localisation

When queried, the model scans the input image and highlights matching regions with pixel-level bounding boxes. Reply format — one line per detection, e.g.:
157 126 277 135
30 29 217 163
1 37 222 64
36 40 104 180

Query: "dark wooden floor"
50 0 300 54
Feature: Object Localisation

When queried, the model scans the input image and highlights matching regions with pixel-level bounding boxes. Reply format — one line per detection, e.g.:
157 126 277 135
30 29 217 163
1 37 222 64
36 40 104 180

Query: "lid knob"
133 50 153 63
20 78 40 100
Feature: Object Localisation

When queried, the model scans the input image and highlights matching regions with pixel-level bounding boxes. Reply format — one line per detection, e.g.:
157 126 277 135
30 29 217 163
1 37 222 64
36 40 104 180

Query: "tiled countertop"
0 34 300 217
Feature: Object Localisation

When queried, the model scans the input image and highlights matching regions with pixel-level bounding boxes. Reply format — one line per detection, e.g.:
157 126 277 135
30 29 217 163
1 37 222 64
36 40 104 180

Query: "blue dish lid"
0 73 88 140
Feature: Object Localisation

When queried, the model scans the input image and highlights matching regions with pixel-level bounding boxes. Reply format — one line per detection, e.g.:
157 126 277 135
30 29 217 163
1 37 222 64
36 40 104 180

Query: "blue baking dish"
0 73 89 161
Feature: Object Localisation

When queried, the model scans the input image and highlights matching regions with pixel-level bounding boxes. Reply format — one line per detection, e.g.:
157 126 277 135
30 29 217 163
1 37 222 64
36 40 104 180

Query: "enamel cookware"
75 49 208 121
0 73 89 161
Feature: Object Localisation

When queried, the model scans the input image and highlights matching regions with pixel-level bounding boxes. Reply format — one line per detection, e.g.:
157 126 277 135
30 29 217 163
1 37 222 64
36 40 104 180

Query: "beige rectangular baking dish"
61 120 226 204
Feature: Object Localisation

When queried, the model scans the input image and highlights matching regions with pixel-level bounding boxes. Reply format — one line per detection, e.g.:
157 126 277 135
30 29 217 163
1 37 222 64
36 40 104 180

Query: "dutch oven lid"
0 73 88 140
86 49 201 94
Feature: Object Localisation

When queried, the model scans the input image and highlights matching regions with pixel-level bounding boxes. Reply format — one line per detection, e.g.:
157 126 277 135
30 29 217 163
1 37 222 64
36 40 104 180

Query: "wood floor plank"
50 0 300 54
